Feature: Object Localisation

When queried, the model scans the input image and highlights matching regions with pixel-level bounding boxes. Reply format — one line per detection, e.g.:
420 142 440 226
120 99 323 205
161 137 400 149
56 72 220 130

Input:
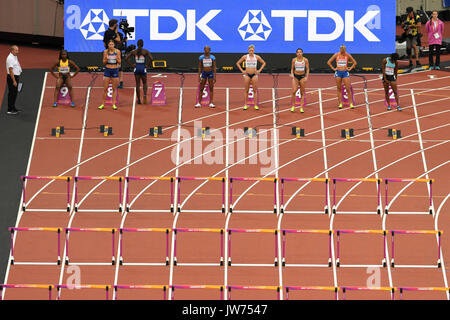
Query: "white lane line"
56 87 91 297
224 88 230 300
434 193 450 300
411 89 434 215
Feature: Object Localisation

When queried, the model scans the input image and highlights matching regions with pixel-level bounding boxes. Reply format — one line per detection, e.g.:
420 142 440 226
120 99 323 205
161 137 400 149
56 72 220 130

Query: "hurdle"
285 286 338 300
332 178 382 214
74 176 124 213
229 177 278 214
57 284 110 300
390 230 443 268
227 228 278 266
114 285 167 300
0 284 53 300
173 228 224 266
227 285 280 300
9 227 61 265
335 230 386 267
398 287 450 300
176 176 226 213
280 178 329 214
119 228 170 266
21 175 71 212
171 285 224 300
125 176 174 213
384 178 434 215
281 229 333 267
64 228 117 266
341 286 395 300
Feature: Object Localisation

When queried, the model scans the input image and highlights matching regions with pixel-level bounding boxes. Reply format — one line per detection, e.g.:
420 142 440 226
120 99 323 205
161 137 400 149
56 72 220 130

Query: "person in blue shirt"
195 46 216 108
382 53 401 111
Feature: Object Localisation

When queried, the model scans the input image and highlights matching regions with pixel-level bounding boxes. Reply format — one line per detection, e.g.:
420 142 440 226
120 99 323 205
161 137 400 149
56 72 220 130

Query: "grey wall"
397 0 445 15
0 0 64 37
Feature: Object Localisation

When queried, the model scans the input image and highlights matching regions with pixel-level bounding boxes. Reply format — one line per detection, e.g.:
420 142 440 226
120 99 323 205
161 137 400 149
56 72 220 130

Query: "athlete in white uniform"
290 48 310 113
236 45 266 110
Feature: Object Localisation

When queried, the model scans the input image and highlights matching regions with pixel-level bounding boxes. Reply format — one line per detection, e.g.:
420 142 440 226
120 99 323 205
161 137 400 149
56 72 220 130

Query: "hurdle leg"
21 177 26 211
328 231 332 267
282 231 286 266
166 229 170 265
177 178 181 212
220 230 224 266
119 229 124 265
273 179 277 214
222 178 225 213
9 228 14 265
325 179 329 214
228 230 232 266
332 179 336 214
57 229 61 265
65 229 70 265
382 231 387 267
173 230 178 266
384 180 389 214
170 177 174 213
336 231 340 267
66 178 71 212
429 180 433 215
377 179 381 214
391 231 395 267
280 179 285 213
112 229 116 265
438 232 442 268
274 230 278 266
118 178 123 212
74 178 79 212
229 179 233 213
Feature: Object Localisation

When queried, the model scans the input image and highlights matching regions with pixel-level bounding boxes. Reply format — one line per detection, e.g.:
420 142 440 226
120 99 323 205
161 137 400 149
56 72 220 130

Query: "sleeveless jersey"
336 54 348 68
385 57 395 76
107 51 118 64
245 54 257 69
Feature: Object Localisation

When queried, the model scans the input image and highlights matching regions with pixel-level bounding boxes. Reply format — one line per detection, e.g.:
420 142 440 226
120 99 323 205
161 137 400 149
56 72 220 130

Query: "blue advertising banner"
64 0 395 53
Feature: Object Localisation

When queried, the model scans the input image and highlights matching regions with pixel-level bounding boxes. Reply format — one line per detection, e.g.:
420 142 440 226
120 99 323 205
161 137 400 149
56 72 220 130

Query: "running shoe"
243 105 248 110
429 66 434 70
98 104 104 110
118 82 124 89
416 61 421 67
397 106 402 111
254 105 259 110
435 66 440 70
195 103 201 108
387 105 392 111
112 105 118 110
71 102 75 108
52 102 57 107
350 103 355 109
137 99 141 105
338 103 343 109
299 107 304 113
290 106 295 112
143 96 147 104
209 103 215 108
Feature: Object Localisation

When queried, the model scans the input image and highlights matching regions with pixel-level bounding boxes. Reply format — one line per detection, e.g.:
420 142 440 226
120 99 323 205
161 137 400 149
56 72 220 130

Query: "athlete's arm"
102 50 108 66
50 61 59 79
125 51 135 68
394 61 398 79
198 59 202 79
381 58 387 82
305 58 310 80
213 59 217 83
256 55 266 74
327 53 337 71
236 55 246 73
145 50 153 69
69 60 80 78
115 49 121 65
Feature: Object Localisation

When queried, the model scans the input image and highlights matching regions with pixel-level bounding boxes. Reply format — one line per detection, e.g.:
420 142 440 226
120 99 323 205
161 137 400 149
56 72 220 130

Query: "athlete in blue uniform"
382 53 401 111
126 39 153 104
195 46 216 108
99 39 121 110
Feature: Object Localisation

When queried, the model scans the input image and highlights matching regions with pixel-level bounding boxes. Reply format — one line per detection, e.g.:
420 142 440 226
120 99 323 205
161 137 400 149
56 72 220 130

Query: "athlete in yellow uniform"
50 50 80 107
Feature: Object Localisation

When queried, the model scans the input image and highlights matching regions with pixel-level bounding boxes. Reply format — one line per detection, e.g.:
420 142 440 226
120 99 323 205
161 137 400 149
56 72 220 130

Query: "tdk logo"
66 6 382 42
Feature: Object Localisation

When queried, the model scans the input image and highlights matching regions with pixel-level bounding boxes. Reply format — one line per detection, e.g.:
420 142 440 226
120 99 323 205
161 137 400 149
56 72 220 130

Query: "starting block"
196 83 210 106
388 129 401 140
57 85 72 106
197 127 210 139
291 127 305 138
51 126 65 137
340 128 354 140
99 125 113 136
149 126 163 137
244 127 257 138
151 81 166 105
341 85 355 107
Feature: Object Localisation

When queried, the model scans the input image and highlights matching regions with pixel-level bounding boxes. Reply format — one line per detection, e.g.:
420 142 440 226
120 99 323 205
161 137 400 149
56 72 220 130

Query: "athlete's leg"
335 77 343 106
54 77 63 105
342 77 353 106
142 74 148 104
135 74 141 104
390 81 400 107
291 76 299 108
207 77 215 105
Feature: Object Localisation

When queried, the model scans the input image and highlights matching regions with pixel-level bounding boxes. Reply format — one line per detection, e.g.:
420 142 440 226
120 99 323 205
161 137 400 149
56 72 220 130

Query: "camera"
119 19 134 38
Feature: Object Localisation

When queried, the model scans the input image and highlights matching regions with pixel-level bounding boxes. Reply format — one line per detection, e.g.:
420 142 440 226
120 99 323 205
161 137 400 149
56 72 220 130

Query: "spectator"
402 7 421 67
5 45 22 115
425 11 445 70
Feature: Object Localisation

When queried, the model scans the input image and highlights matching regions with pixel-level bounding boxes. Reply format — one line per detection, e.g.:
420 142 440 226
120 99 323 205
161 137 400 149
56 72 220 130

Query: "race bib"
434 33 440 39
202 58 212 67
